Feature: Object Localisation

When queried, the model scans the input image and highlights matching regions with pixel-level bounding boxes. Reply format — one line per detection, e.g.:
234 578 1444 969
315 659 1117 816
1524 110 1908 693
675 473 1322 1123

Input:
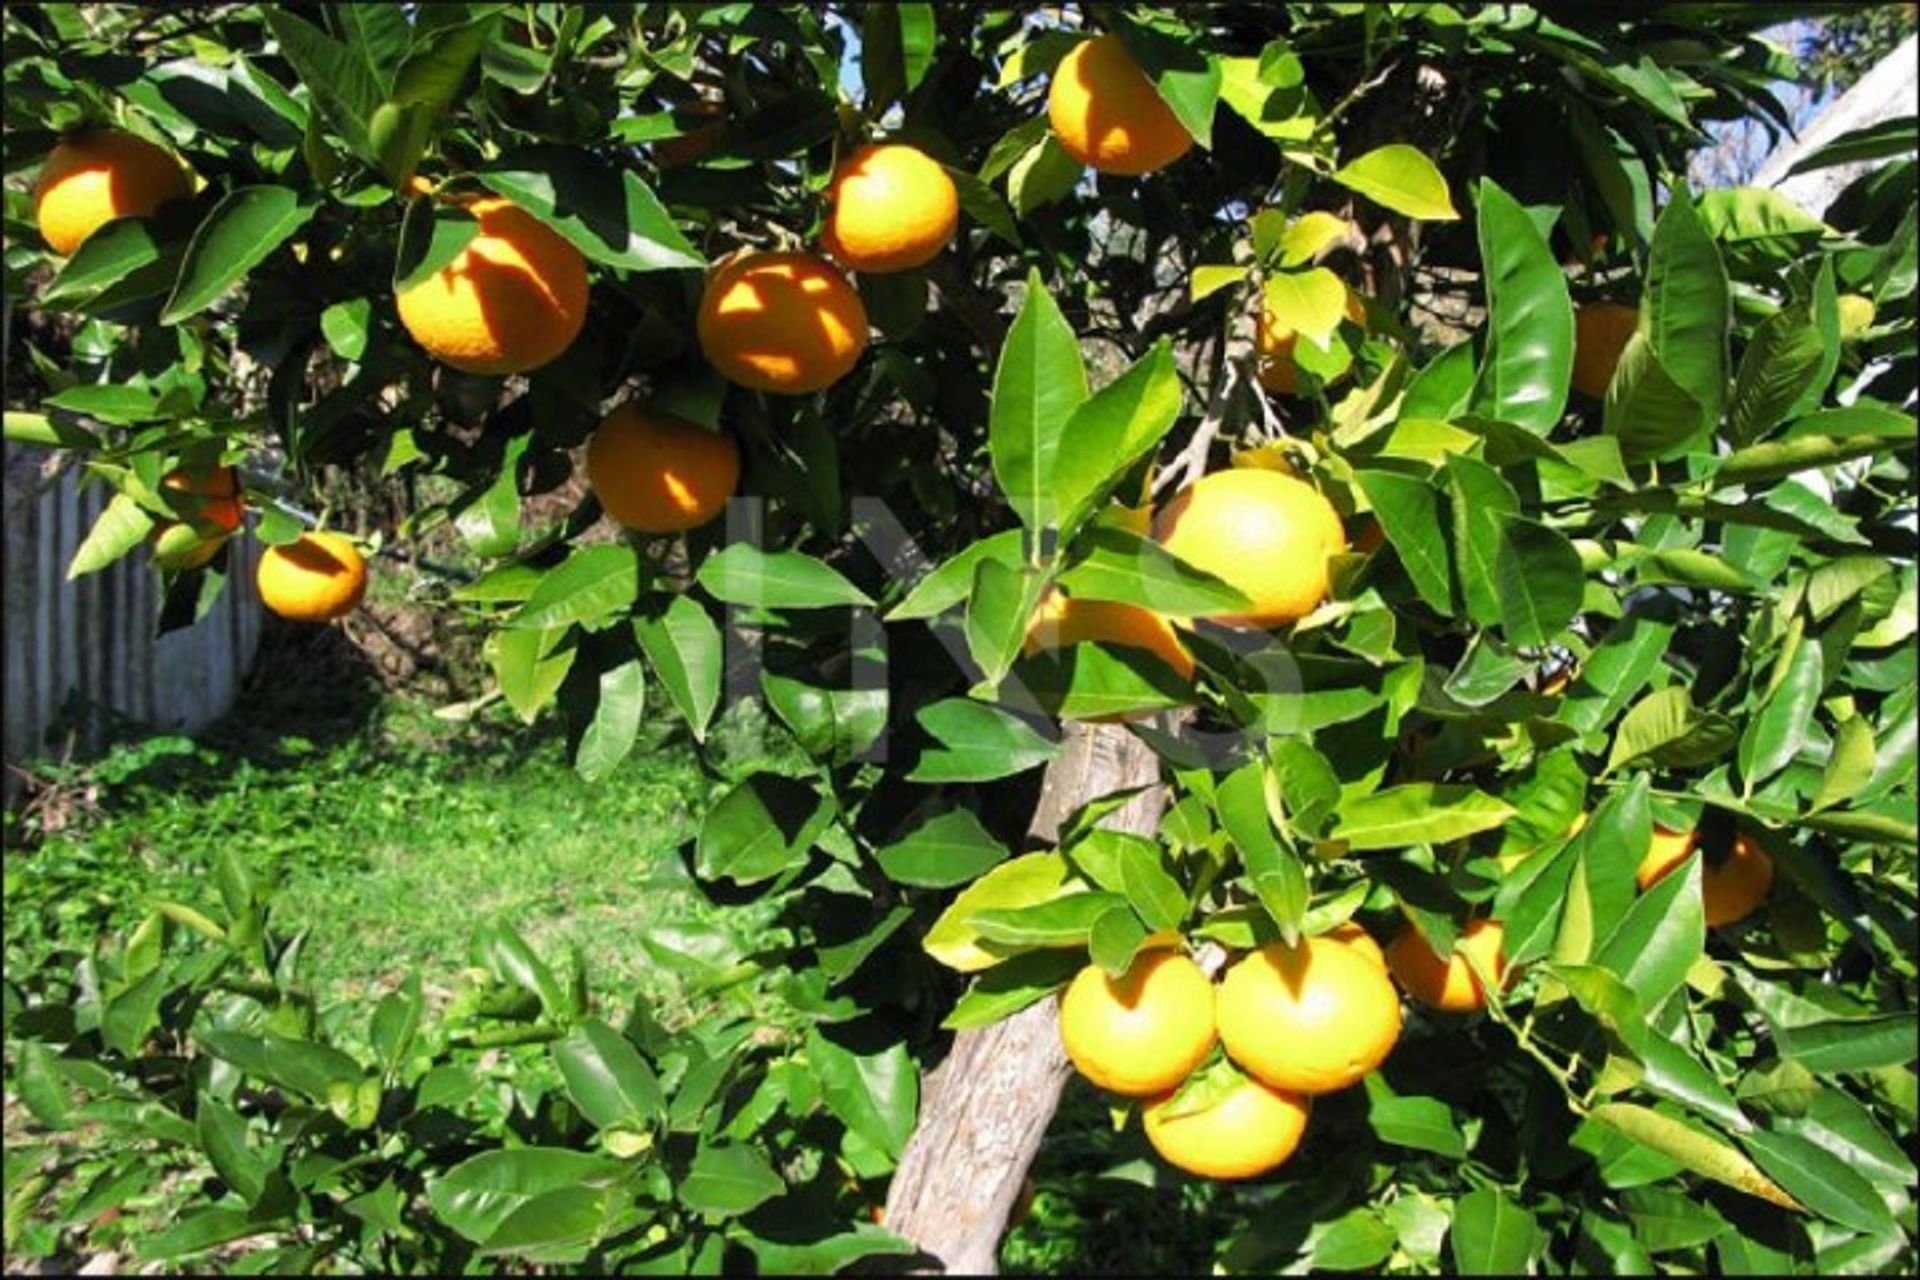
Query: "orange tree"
4 2 1917 1273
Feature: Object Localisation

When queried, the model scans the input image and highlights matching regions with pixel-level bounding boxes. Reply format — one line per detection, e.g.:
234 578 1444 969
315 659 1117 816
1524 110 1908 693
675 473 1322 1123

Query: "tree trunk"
881 720 1168 1274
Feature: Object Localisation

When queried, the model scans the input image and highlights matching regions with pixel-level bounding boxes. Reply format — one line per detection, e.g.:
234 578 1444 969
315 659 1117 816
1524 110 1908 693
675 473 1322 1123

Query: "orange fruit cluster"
1059 924 1402 1181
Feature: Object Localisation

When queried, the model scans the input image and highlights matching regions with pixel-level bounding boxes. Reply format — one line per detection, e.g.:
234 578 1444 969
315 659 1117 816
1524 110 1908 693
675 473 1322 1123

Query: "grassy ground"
2 619 763 1019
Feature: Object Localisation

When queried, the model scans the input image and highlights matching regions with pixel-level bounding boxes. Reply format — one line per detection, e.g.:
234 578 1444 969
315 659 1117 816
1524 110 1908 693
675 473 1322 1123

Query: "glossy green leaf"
876 810 1011 888
1333 144 1459 220
1642 187 1729 436
1449 1187 1541 1275
1353 469 1453 612
161 186 316 323
697 545 870 609
1330 784 1515 852
554 1020 664 1131
1738 637 1824 791
634 596 723 741
908 700 1059 783
991 268 1088 531
1495 517 1584 647
1468 178 1573 434
1057 527 1250 615
510 544 641 630
480 145 702 271
1054 341 1182 536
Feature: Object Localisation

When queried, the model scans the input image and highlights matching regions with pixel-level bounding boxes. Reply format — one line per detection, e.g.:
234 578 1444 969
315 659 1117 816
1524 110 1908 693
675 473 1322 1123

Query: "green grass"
3 624 776 1019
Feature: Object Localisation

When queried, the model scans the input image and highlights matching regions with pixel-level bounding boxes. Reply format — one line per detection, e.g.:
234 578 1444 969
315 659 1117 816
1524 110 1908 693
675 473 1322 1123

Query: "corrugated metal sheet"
3 456 262 778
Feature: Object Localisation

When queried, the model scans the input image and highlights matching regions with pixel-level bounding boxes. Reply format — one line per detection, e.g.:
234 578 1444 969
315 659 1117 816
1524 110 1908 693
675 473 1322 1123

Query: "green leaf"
1058 528 1249 615
1585 1103 1798 1210
1088 905 1152 977
15 1042 72 1128
1604 331 1708 462
966 557 1047 685
1449 1187 1541 1275
1263 266 1351 345
511 544 640 630
67 492 156 580
694 775 826 885
941 949 1081 1028
1727 298 1827 445
1606 687 1736 775
487 626 574 724
1711 431 1917 489
479 145 702 271
634 596 723 741
1329 784 1515 852
972 892 1123 947
888 530 1027 621
554 1020 665 1131
393 198 479 291
1445 453 1520 628
698 544 869 609
195 1097 268 1205
861 3 936 111
1737 637 1824 791
1468 178 1573 434
1592 853 1703 1008
1775 1014 1917 1074
876 810 1011 888
1353 469 1453 613
1642 187 1730 436
44 384 169 424
1054 341 1183 535
1332 144 1459 220
990 268 1089 532
1007 135 1082 217
262 9 380 158
1697 187 1828 244
1190 263 1251 301
805 1029 917 1161
5 410 96 448
1308 1208 1398 1272
1495 517 1584 647
478 1186 608 1262
161 185 316 323
320 297 373 362
1217 762 1306 944
428 1148 622 1245
477 922 568 1017
1116 840 1186 931
1739 1129 1893 1234
924 852 1073 973
369 973 423 1074
196 1030 364 1104
43 218 162 306
1812 715 1877 812
1365 1077 1467 1158
908 700 1059 783
372 11 497 186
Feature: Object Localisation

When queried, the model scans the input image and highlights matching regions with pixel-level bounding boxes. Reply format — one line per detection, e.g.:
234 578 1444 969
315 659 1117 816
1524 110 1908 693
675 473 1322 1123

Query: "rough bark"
881 720 1168 1274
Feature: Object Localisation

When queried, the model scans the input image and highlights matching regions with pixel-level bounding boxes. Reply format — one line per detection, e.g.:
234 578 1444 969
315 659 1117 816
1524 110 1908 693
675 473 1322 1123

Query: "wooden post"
881 720 1167 1274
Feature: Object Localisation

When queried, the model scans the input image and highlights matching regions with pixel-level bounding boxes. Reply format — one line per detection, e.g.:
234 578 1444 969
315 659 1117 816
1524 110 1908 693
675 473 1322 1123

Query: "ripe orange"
1047 34 1193 176
1216 937 1401 1095
1323 920 1387 971
1639 829 1774 927
1058 949 1217 1096
1143 1075 1311 1180
395 196 589 376
34 127 193 257
257 531 367 623
1153 469 1348 628
1386 919 1509 1013
1023 589 1196 681
696 251 869 394
1256 287 1366 396
1571 301 1638 399
586 405 740 534
152 466 244 570
822 143 959 274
